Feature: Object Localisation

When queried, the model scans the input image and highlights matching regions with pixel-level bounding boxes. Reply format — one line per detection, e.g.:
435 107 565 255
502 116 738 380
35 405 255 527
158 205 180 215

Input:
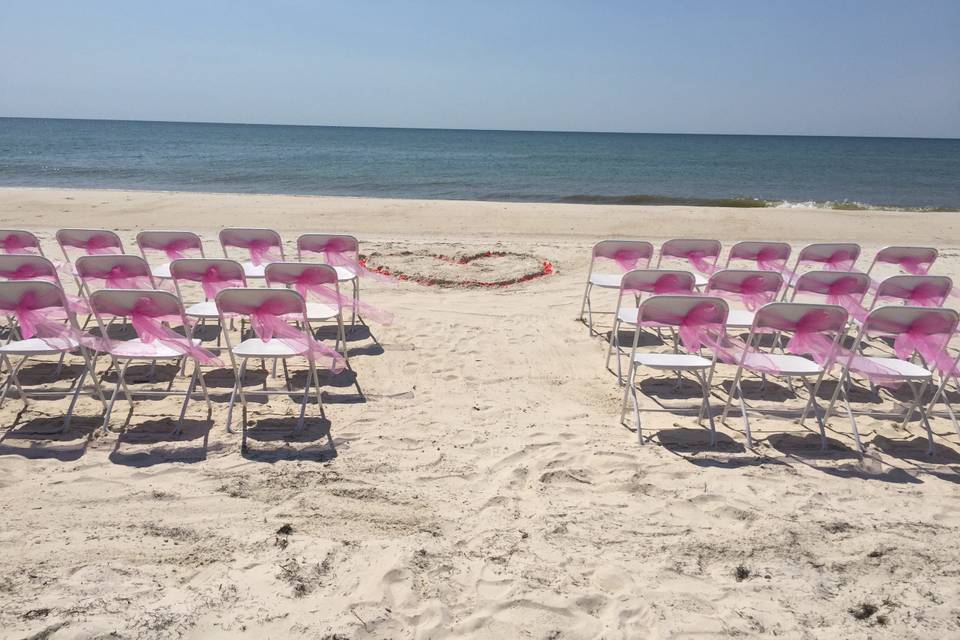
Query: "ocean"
1 117 958 210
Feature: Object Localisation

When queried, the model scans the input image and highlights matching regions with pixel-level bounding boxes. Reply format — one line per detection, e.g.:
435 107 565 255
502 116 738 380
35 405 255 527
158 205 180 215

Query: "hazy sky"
2 0 959 137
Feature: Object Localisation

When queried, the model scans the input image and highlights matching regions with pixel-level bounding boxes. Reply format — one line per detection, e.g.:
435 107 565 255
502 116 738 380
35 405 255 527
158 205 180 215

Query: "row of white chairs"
579 239 941 332
0 228 383 450
614 293 958 454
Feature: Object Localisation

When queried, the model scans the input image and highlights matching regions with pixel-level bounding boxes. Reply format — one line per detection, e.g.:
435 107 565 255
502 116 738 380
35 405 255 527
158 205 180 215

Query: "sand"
0 187 958 639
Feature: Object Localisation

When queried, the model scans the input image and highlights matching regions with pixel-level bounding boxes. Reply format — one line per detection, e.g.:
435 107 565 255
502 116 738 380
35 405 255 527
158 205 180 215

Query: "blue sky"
1 0 958 137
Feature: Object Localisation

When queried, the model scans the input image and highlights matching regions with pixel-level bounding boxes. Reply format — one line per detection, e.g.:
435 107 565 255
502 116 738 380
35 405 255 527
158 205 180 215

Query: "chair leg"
735 380 752 448
224 360 243 434
0 355 26 409
578 281 590 323
619 361 635 426
236 359 249 451
175 363 200 434
697 369 717 446
839 382 863 453
196 362 213 419
102 359 131 431
310 360 325 419
62 364 89 433
721 366 745 424
296 359 311 432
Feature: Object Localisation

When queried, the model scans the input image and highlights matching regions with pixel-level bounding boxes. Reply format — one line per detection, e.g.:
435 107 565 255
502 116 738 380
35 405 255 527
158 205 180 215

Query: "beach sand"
0 187 958 639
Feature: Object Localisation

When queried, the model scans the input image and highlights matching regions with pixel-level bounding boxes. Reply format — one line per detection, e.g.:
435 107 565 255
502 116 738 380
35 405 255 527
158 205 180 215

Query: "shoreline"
2 185 957 214
1 186 957 246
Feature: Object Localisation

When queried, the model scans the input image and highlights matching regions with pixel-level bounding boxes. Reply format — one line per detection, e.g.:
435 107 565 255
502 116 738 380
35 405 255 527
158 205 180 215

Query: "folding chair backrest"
725 241 791 268
0 230 44 255
707 269 783 299
619 269 695 295
790 271 872 303
75 255 154 284
220 228 284 257
860 306 959 341
867 246 938 277
88 289 186 324
591 240 654 271
169 258 246 284
874 275 953 308
794 242 861 270
0 255 62 284
637 295 729 327
56 228 124 258
136 230 205 260
265 262 339 288
297 234 359 260
657 239 722 273
752 302 848 334
0 280 67 314
215 287 307 319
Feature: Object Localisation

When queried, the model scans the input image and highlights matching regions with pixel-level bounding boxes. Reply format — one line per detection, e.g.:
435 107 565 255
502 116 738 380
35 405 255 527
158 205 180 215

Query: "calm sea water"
1 117 958 209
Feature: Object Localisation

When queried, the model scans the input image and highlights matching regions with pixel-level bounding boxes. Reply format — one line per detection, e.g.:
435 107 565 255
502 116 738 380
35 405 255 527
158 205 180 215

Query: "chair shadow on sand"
240 416 338 462
0 415 101 461
109 418 215 466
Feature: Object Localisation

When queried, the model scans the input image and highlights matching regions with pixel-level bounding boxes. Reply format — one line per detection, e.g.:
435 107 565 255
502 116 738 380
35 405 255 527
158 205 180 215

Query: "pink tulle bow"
291 271 394 325
314 238 392 283
609 249 647 272
823 276 870 323
244 300 346 372
1 235 38 255
158 238 195 261
755 248 788 272
879 282 947 308
83 265 155 290
248 239 281 266
81 235 121 255
91 296 222 365
0 265 89 314
200 267 245 300
823 250 855 271
685 251 718 275
3 292 80 350
896 256 933 276
714 275 775 311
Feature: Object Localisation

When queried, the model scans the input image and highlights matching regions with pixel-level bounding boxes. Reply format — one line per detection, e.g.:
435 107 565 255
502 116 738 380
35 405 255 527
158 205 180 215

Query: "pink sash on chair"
74 234 122 255
199 266 245 299
684 251 719 275
80 265 157 290
755 248 789 273
709 275 776 311
309 237 392 282
0 292 81 350
1 235 39 255
232 299 345 372
876 281 948 308
0 264 90 314
89 296 222 366
290 270 394 325
149 238 198 261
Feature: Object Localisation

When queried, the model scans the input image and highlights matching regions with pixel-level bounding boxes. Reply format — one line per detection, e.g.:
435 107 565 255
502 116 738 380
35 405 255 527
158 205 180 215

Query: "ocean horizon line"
2 115 958 142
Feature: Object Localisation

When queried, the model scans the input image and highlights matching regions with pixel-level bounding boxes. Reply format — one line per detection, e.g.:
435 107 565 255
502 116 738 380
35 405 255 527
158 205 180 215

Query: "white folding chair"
0 230 45 256
865 246 938 279
826 306 958 455
297 234 363 323
724 241 791 271
620 295 728 445
88 289 213 434
705 269 783 331
656 239 722 288
215 288 328 450
578 240 654 334
136 230 205 280
721 303 848 449
0 280 106 431
265 262 348 361
219 228 284 280
605 269 695 384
